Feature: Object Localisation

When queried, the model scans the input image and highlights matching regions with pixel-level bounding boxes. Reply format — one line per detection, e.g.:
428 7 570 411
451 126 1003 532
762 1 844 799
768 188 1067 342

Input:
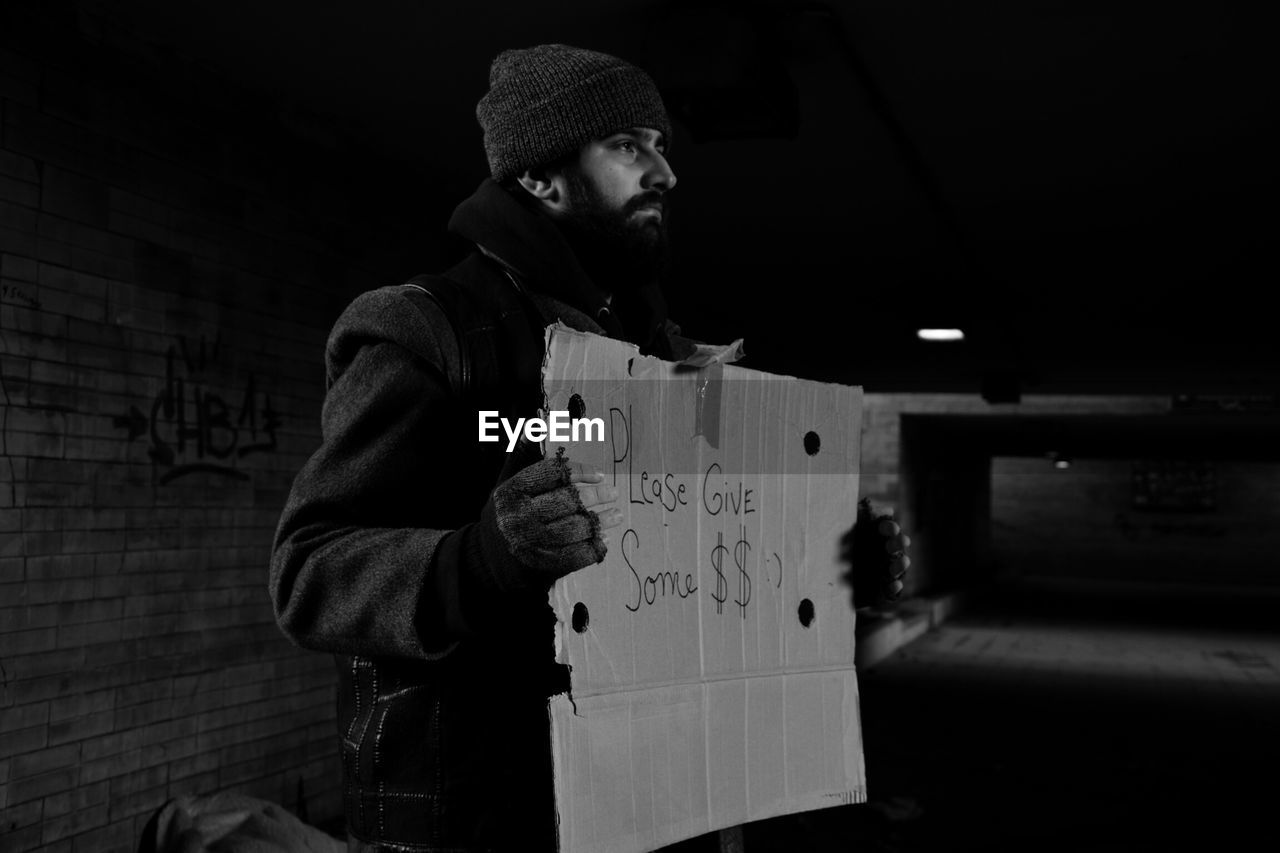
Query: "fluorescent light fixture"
917 328 965 342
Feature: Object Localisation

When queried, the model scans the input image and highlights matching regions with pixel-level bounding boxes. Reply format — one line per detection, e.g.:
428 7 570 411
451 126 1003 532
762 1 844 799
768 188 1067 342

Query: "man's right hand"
484 451 623 588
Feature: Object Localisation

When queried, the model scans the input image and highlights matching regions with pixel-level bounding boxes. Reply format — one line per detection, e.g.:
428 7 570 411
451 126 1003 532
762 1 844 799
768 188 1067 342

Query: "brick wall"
1 6 445 850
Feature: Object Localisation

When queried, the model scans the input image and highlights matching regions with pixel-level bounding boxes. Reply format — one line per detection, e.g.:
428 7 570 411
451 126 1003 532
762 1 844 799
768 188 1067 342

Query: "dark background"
76 0 1280 396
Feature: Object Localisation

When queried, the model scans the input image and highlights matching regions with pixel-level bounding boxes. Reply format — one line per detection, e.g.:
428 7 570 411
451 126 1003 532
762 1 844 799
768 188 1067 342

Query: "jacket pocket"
362 683 444 792
339 658 443 794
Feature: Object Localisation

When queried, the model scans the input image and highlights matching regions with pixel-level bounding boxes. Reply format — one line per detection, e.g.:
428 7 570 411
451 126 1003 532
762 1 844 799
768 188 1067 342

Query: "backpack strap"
402 274 471 397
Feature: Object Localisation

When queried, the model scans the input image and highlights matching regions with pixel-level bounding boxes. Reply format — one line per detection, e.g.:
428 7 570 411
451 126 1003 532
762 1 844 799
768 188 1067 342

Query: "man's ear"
515 167 568 211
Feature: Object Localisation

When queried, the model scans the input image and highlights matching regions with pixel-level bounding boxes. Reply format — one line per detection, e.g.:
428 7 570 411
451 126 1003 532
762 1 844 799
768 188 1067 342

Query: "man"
270 44 906 852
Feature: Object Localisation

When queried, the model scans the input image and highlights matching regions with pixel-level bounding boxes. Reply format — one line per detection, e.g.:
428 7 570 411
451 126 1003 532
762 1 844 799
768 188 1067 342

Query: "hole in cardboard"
798 598 815 628
572 602 590 633
627 358 634 376
569 393 586 420
804 431 821 456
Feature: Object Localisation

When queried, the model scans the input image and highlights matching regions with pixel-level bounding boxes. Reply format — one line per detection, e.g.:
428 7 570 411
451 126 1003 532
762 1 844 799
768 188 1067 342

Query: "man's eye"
616 140 637 153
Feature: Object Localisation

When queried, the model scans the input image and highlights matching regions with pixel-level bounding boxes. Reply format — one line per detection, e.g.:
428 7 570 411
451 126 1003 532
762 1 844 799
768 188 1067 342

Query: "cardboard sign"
543 325 866 853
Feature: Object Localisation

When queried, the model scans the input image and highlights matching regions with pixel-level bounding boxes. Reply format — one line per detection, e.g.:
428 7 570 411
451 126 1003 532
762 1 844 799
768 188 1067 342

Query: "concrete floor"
663 579 1280 852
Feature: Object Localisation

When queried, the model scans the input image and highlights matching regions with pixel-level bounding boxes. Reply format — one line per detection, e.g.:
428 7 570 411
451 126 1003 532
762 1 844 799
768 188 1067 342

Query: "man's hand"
482 449 623 590
842 498 910 610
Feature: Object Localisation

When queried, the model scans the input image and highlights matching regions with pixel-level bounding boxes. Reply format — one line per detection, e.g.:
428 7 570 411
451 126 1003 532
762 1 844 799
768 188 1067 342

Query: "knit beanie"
477 44 671 183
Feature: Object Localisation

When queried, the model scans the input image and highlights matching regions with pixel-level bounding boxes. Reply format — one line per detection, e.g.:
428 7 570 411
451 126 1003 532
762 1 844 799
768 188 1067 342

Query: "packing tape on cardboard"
682 338 744 451
694 362 724 449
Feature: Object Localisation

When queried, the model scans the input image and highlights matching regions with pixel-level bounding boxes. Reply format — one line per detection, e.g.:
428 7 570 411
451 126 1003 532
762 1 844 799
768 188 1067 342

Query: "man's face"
552 127 677 290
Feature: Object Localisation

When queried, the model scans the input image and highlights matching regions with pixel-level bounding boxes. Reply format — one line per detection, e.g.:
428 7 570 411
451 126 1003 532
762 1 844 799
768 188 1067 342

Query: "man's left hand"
842 498 910 610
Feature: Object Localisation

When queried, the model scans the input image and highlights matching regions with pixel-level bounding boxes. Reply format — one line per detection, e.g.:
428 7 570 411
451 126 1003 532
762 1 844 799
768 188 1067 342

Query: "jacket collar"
447 179 622 334
447 180 679 355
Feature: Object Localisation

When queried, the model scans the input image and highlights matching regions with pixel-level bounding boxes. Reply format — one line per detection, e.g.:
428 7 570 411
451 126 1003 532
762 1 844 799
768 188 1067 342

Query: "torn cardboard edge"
542 323 865 853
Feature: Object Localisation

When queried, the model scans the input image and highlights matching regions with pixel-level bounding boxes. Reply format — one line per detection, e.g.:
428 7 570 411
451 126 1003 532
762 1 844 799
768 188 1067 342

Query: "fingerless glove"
471 450 608 593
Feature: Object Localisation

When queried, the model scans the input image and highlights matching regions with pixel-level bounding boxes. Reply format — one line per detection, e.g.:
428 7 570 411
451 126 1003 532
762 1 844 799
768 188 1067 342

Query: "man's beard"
553 169 671 295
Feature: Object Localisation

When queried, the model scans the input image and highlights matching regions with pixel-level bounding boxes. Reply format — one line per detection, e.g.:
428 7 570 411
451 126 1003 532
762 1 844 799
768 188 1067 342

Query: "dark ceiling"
104 1 1280 396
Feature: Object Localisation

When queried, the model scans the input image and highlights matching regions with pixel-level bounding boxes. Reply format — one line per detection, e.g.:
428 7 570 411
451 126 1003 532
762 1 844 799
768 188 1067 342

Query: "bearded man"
270 43 905 853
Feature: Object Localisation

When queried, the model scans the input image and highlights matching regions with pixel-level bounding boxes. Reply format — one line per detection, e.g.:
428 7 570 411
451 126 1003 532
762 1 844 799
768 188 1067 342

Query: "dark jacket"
270 180 678 851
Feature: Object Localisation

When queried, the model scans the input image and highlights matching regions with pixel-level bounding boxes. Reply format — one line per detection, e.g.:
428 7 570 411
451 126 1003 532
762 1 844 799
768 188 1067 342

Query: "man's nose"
643 151 677 192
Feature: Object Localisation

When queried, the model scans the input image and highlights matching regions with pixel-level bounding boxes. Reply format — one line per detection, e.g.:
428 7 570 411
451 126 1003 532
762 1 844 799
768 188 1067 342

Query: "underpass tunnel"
827 409 1280 851
899 410 1280 600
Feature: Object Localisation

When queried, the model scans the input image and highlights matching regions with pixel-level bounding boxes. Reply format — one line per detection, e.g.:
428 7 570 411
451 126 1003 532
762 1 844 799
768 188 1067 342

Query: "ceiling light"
917 328 965 342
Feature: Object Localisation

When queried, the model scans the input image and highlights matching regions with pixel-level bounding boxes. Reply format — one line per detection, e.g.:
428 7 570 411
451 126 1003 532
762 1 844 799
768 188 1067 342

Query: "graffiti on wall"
1131 460 1216 512
114 335 281 484
1 282 43 311
1112 512 1227 540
